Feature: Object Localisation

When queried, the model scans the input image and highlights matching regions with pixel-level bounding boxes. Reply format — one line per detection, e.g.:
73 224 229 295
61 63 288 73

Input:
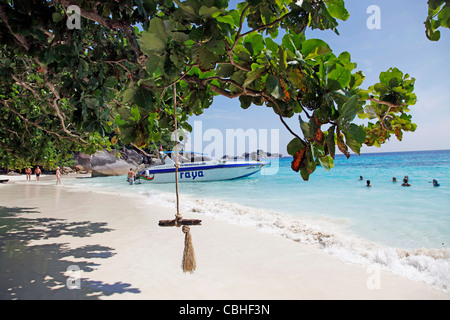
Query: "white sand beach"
0 174 449 300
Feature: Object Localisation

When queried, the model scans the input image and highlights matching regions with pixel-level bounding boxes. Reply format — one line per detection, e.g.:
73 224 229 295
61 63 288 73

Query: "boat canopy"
161 151 213 163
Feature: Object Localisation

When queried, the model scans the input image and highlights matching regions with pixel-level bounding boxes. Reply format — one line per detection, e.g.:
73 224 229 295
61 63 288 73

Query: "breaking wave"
147 190 450 292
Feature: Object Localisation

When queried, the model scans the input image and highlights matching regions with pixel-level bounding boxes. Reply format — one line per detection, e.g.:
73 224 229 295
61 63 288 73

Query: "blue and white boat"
138 152 267 183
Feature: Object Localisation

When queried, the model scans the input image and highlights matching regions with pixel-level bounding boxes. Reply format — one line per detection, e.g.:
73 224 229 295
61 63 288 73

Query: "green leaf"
52 12 64 23
151 132 162 142
239 96 253 109
305 46 332 60
338 95 359 125
130 106 141 122
173 0 196 16
342 124 366 155
379 67 403 86
266 75 283 100
215 14 236 27
299 116 311 140
244 33 264 56
115 114 126 127
287 137 306 156
349 71 365 90
301 39 331 58
137 18 168 55
326 126 336 159
197 46 217 71
85 97 99 109
138 31 167 54
146 53 165 75
342 131 360 155
327 64 351 91
325 0 349 21
216 64 235 78
243 65 266 87
264 37 279 55
121 87 135 104
317 155 334 171
199 6 221 18
134 86 153 111
104 76 118 88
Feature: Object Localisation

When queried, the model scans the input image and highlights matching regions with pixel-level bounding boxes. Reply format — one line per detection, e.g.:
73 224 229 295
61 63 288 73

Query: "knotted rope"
181 225 196 273
173 85 196 274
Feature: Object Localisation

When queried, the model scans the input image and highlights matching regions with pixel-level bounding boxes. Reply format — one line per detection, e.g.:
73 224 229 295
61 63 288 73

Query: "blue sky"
186 0 450 157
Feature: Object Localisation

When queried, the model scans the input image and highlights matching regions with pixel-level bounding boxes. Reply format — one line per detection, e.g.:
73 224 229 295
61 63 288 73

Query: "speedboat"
137 152 267 183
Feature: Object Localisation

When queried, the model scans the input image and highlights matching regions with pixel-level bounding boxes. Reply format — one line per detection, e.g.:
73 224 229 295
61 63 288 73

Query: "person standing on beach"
56 167 62 185
127 168 135 185
35 166 41 181
25 167 31 181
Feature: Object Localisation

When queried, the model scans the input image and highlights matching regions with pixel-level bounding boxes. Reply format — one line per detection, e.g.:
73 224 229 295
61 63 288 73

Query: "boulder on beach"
73 148 159 177
73 153 92 173
90 149 144 177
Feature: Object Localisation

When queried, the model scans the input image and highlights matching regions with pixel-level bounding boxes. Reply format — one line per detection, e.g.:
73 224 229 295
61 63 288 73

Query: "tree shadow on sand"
0 206 141 299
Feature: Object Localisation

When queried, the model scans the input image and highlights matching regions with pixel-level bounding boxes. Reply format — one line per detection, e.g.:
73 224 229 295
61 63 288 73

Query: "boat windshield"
172 152 213 163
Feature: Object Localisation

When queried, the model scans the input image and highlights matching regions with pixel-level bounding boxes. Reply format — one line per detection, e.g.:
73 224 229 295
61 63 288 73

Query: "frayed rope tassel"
181 225 196 273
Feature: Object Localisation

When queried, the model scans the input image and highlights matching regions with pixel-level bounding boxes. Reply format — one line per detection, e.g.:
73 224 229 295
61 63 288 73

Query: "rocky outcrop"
72 148 155 177
73 153 92 173
90 149 144 177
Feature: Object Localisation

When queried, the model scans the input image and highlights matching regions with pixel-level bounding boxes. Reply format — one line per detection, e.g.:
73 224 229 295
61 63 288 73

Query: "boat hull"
139 162 263 183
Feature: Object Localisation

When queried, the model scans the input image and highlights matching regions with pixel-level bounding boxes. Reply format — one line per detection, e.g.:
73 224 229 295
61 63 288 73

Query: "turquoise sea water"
63 149 450 291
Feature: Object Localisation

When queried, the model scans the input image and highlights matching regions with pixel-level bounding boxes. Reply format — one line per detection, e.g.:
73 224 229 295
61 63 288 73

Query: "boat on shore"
137 152 267 183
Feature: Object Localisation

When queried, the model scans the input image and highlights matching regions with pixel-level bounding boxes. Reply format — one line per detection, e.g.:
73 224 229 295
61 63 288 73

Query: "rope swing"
158 84 202 273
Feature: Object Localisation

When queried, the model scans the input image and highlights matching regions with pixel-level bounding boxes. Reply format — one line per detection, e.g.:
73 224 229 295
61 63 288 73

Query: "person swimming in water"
401 177 411 187
366 180 372 187
432 179 440 187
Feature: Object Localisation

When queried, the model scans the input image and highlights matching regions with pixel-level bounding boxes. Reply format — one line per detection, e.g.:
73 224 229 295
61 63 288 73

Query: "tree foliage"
425 0 450 41
0 0 448 177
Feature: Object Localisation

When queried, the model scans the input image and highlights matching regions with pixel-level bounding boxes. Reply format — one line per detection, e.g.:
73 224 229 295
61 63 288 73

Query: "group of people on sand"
24 166 62 185
24 166 41 181
359 175 440 188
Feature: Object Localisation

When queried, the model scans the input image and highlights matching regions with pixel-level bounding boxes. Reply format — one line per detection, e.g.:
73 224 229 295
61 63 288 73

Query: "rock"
74 165 84 173
6 171 21 176
62 166 74 174
90 149 144 177
120 148 143 165
72 148 155 177
73 153 92 172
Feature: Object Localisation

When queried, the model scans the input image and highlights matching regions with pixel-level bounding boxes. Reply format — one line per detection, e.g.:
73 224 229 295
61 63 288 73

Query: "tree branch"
262 94 305 143
366 95 404 131
1 100 89 145
0 3 31 51
183 74 260 99
240 12 291 38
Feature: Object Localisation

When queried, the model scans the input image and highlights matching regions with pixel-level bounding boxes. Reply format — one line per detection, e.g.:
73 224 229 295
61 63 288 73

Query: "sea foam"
146 189 450 292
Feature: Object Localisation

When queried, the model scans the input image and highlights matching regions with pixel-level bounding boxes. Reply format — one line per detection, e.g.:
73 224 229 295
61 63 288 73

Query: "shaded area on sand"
0 206 140 299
